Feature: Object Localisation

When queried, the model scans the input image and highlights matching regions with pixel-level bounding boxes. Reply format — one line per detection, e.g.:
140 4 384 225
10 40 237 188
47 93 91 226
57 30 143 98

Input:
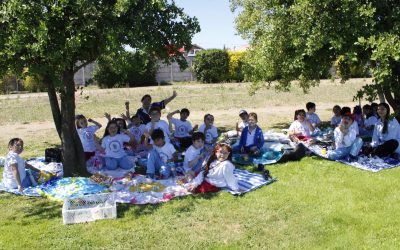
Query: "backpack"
45 148 63 163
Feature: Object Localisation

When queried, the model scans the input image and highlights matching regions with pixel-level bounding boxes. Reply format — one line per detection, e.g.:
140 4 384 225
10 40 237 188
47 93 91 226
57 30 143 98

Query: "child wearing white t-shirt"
144 107 171 144
146 129 177 179
167 108 195 149
288 109 315 141
101 120 135 170
330 105 341 128
359 104 378 137
76 114 102 160
2 138 40 191
198 114 218 151
306 102 321 128
183 132 206 177
187 143 239 193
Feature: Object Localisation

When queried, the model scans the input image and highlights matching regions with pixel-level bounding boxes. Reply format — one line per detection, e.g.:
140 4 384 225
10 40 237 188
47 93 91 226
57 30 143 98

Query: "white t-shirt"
350 121 359 135
334 123 358 149
170 118 193 138
183 145 203 172
238 121 248 130
129 124 146 143
154 142 176 163
289 120 311 136
364 116 378 128
331 116 341 127
371 119 400 153
192 160 239 191
145 120 171 144
77 125 100 152
198 124 218 144
101 134 130 158
307 112 321 127
3 152 26 189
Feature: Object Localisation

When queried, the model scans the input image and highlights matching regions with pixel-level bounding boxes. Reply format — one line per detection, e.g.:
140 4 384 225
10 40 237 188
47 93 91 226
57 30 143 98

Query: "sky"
173 0 248 49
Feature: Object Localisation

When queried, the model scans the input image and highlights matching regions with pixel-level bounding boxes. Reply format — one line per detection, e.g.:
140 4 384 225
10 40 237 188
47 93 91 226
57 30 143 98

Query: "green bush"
193 49 229 83
94 51 157 88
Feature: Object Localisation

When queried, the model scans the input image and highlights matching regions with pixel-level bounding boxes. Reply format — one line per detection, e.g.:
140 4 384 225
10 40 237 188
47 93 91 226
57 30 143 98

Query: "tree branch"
73 60 94 74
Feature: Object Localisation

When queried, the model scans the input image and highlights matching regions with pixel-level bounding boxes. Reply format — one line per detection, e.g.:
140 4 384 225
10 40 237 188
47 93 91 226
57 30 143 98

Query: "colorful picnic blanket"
111 169 276 204
232 142 289 166
306 143 400 172
39 177 109 201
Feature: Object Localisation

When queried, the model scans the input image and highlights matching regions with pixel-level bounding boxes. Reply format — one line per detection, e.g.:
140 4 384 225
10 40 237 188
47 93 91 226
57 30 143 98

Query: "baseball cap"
239 109 248 115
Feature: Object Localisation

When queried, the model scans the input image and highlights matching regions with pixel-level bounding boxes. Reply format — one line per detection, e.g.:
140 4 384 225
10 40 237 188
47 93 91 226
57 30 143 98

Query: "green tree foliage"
0 0 199 176
193 49 229 83
94 51 157 88
231 0 400 112
228 51 246 82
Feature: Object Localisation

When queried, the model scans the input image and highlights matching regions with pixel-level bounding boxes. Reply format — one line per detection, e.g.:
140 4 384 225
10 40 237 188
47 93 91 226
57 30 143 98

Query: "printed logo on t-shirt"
205 132 213 143
159 152 169 163
109 140 122 152
84 131 92 140
177 125 188 136
131 128 141 136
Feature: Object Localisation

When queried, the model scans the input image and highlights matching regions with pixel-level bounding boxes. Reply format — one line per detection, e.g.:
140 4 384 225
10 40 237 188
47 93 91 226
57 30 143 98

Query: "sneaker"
262 169 272 180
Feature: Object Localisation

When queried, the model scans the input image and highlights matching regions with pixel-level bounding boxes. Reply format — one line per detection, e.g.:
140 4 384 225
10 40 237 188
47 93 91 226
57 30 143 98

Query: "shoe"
257 164 264 171
262 169 272 180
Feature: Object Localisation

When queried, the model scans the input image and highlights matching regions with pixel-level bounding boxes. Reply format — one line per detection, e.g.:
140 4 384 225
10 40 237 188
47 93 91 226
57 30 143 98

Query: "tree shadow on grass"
117 189 220 218
270 122 291 130
22 197 62 220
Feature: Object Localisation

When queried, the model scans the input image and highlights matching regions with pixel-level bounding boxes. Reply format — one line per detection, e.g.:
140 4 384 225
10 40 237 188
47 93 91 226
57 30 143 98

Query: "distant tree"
0 0 199 176
231 0 400 113
94 51 157 88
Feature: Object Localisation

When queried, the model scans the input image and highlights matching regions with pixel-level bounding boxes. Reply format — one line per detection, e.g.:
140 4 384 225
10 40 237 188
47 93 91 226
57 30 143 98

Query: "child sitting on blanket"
167 108 196 150
145 129 178 179
2 138 40 191
327 113 359 160
226 109 249 138
330 105 342 128
363 103 400 157
186 143 239 193
341 106 359 135
306 102 321 128
288 109 315 142
183 132 206 178
144 107 171 144
198 113 218 151
233 112 264 156
101 120 135 170
75 114 102 161
359 104 378 137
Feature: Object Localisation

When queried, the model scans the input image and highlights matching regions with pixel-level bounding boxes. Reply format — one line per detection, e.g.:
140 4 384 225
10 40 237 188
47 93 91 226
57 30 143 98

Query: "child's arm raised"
88 118 102 128
104 112 112 122
125 101 130 118
163 90 178 106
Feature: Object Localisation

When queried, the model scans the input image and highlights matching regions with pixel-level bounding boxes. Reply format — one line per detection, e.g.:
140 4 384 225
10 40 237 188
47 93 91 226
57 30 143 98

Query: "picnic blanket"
0 182 41 197
39 177 109 201
232 141 291 166
111 169 276 204
306 143 400 172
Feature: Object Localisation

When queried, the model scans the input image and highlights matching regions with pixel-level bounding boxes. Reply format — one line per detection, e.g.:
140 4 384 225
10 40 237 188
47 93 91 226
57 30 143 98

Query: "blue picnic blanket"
306 143 400 172
40 177 109 201
228 169 276 195
0 182 41 197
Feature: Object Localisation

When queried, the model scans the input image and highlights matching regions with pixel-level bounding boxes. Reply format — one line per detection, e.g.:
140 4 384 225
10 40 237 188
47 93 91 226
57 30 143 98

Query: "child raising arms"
167 108 195 149
75 114 102 160
2 138 40 191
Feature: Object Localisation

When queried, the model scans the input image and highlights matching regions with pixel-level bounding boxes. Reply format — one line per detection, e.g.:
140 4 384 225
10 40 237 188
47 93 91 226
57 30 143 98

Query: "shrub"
22 74 46 92
193 49 229 83
228 51 246 82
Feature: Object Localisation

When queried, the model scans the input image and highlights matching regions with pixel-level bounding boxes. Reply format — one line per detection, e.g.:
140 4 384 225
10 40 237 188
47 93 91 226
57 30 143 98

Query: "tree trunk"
59 68 90 177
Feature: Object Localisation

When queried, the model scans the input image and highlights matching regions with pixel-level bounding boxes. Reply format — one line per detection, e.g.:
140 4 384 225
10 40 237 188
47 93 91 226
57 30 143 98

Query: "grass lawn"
1 79 399 249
